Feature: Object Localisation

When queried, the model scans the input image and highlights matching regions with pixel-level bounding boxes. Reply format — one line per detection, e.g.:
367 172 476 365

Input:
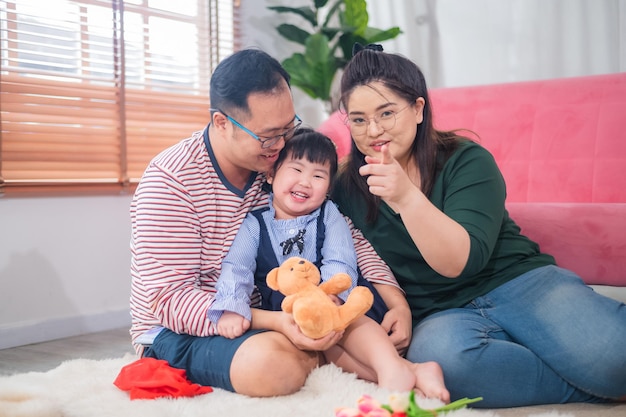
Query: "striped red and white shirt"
129 128 398 355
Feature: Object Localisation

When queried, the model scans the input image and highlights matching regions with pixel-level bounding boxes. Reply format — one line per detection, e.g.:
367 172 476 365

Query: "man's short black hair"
210 49 291 117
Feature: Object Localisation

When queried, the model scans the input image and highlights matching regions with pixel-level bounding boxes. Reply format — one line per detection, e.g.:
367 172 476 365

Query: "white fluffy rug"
0 355 570 417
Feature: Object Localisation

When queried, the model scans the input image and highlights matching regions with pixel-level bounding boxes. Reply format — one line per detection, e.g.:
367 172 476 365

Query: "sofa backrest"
319 73 626 203
429 73 626 203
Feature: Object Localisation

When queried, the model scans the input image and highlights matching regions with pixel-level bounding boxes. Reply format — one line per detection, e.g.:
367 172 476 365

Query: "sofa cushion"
317 110 351 161
507 202 626 286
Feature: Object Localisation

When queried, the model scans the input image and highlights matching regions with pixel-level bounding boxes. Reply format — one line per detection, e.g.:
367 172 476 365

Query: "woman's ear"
414 97 426 124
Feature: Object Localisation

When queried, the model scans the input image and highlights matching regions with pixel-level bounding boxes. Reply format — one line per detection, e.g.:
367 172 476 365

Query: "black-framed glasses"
346 104 412 136
211 108 302 149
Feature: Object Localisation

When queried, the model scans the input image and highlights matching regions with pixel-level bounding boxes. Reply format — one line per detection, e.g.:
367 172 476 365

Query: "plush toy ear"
266 267 280 291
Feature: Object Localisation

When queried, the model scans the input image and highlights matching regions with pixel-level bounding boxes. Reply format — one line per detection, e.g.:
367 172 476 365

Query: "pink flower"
356 395 381 414
335 395 394 417
335 407 363 417
336 391 483 417
365 409 393 417
357 395 392 417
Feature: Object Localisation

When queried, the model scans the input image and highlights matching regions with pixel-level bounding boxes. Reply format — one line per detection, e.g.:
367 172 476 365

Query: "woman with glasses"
331 44 626 408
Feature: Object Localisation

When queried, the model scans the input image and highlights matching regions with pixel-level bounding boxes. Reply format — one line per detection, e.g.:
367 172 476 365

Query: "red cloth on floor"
114 357 213 400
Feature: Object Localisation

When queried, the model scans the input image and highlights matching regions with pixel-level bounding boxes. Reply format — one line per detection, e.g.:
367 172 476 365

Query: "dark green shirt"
332 140 555 325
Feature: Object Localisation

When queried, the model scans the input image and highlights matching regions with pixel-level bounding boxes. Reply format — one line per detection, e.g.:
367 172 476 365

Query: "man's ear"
266 169 275 184
212 111 229 130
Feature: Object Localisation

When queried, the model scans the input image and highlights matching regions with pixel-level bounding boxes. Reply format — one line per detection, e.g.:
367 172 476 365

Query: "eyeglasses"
346 104 412 136
211 108 302 149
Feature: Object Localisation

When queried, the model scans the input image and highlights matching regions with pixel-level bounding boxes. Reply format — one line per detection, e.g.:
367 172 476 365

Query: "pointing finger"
364 155 380 165
379 144 394 164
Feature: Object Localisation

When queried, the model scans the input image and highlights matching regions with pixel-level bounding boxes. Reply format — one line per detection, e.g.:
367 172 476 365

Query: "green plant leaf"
268 0 402 109
320 26 342 42
268 6 318 28
321 0 345 27
283 61 335 101
305 33 332 64
303 33 337 100
282 54 318 98
277 24 312 45
337 31 365 59
363 26 402 43
343 0 368 36
282 33 339 101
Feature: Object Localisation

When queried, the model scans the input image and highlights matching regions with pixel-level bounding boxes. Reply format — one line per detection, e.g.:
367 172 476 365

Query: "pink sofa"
318 73 626 290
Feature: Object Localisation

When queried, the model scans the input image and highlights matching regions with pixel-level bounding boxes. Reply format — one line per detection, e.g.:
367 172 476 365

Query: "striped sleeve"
131 162 212 338
344 215 402 291
129 133 267 354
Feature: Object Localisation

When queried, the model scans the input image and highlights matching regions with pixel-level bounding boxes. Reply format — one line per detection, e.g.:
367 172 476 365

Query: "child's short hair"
275 128 338 179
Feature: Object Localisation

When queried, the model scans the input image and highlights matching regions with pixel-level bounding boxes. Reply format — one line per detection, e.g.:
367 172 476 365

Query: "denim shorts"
143 328 266 392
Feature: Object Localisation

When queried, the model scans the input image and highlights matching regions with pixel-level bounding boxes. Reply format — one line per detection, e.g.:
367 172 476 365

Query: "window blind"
0 0 240 195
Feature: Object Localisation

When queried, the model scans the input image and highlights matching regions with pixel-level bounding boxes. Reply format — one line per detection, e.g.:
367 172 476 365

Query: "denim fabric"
143 328 267 392
407 265 626 408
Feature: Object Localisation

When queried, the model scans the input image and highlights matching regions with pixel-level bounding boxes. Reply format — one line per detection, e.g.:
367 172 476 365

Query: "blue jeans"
407 265 626 408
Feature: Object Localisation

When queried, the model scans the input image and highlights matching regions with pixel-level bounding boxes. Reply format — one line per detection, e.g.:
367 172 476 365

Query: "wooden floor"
0 327 134 376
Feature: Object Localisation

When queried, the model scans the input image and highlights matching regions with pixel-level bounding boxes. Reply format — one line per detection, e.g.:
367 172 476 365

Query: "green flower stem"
406 391 483 417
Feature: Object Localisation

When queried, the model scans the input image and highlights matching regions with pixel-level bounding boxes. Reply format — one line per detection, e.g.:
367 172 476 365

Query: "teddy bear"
266 257 374 339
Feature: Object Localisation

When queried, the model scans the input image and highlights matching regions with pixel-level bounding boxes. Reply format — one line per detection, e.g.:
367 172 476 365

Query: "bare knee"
230 331 319 396
262 353 317 396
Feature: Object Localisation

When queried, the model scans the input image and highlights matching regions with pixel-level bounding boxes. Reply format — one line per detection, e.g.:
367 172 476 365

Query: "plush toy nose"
298 260 305 264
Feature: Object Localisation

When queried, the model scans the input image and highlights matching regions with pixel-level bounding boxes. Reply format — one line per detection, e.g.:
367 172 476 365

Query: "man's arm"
131 164 218 337
345 215 400 289
344 215 411 352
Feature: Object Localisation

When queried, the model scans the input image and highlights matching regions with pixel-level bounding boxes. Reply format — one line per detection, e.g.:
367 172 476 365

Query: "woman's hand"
380 305 412 355
359 144 421 212
360 144 471 278
373 283 413 355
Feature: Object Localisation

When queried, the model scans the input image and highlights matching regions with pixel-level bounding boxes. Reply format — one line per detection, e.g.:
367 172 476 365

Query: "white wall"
0 195 133 349
247 0 625 122
1 0 623 349
239 0 331 128
377 0 625 88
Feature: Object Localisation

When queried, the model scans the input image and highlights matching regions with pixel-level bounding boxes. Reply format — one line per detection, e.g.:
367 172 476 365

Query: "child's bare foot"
377 359 416 392
409 361 450 403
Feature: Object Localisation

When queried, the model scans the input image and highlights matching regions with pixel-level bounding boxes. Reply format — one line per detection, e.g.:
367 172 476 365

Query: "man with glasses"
129 48 402 397
210 108 302 149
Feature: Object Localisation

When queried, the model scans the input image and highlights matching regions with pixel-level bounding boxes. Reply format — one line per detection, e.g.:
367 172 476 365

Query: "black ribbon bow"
352 42 384 57
280 229 306 256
